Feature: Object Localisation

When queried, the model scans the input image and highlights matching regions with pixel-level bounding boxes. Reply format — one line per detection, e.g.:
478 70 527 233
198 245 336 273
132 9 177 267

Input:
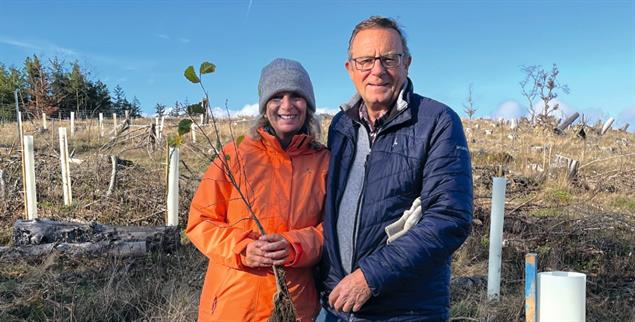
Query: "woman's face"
265 91 308 141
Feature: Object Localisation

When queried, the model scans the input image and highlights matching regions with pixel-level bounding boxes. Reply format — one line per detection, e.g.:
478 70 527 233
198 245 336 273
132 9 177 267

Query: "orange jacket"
187 128 329 321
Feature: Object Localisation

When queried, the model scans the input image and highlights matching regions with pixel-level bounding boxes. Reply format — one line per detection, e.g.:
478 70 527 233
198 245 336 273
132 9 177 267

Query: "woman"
187 58 329 321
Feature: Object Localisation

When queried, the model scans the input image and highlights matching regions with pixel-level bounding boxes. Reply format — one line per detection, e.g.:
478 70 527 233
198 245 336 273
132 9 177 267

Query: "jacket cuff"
279 232 302 267
358 257 388 297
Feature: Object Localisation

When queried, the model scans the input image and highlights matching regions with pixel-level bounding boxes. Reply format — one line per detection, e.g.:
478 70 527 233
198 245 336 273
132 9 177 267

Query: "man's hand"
328 269 372 313
242 234 293 268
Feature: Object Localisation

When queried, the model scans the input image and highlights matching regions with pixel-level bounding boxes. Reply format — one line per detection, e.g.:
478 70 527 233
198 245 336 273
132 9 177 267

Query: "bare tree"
519 65 539 122
520 64 569 125
463 83 477 120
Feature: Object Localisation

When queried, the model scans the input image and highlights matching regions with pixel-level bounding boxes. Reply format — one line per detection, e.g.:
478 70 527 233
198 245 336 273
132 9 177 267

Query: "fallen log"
2 219 179 258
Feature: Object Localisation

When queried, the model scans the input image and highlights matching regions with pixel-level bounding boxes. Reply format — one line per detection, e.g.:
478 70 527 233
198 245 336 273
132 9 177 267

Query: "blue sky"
1 0 634 127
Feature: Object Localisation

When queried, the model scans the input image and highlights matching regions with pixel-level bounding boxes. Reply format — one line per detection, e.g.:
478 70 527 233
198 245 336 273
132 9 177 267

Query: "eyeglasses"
350 53 403 71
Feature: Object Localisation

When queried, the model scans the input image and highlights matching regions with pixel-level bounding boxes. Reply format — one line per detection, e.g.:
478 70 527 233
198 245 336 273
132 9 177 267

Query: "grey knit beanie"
258 58 316 114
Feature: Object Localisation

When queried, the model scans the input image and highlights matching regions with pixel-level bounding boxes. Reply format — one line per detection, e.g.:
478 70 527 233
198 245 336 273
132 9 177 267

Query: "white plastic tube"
42 113 47 130
155 117 160 140
487 176 507 300
160 116 165 137
99 113 104 137
58 127 72 205
112 113 117 133
23 135 38 220
538 271 586 322
191 127 197 143
601 117 615 135
70 112 75 137
167 147 179 226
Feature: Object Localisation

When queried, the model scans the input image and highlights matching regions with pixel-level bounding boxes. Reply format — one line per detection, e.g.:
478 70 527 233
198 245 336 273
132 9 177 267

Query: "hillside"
0 116 633 321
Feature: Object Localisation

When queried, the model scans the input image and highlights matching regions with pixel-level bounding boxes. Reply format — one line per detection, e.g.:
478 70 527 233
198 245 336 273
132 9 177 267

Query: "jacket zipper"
350 121 372 273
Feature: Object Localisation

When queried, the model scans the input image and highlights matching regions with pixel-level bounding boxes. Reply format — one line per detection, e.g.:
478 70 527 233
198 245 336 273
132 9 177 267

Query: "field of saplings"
0 115 633 321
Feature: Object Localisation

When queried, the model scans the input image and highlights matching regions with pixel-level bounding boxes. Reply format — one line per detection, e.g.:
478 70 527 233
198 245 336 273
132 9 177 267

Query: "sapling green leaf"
200 62 216 75
177 119 193 136
167 134 184 147
184 66 200 83
236 135 245 146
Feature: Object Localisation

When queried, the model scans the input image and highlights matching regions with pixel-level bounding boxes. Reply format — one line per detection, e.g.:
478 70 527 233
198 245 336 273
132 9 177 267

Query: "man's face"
346 28 411 111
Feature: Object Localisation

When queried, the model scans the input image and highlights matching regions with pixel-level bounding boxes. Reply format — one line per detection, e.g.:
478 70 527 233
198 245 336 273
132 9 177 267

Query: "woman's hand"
259 234 293 265
242 234 293 268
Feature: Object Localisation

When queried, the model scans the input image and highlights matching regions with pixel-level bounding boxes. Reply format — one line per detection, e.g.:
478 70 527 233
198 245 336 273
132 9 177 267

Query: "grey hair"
347 16 410 59
248 109 322 145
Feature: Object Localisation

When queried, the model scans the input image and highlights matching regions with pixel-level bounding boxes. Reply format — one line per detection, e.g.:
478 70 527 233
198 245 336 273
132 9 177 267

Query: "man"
319 16 473 321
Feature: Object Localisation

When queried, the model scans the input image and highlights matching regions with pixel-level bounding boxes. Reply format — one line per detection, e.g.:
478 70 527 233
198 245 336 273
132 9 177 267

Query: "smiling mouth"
278 114 298 120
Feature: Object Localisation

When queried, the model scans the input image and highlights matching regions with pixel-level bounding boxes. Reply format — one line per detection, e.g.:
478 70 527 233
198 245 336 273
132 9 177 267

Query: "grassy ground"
0 116 633 321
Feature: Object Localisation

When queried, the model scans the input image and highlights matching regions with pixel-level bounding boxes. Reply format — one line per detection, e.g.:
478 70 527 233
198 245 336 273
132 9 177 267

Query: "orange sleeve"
186 156 257 270
280 222 323 268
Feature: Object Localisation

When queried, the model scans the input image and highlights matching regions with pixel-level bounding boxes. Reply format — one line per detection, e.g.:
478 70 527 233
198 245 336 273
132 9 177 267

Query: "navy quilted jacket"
319 82 473 321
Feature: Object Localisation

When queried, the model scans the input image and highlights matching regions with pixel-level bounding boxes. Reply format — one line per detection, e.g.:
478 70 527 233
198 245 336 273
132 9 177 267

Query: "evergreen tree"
155 103 166 117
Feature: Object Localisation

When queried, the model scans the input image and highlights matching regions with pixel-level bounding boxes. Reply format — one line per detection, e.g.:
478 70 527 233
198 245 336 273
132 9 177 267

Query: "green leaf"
225 154 231 161
235 135 245 146
177 119 193 136
186 103 205 115
184 66 200 83
167 134 183 147
200 62 216 75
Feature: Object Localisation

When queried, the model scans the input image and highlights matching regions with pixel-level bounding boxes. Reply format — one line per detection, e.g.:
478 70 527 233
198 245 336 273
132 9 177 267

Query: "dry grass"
1 116 634 321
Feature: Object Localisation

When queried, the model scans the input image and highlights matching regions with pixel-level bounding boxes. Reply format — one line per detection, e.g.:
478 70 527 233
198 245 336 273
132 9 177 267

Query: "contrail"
245 0 253 20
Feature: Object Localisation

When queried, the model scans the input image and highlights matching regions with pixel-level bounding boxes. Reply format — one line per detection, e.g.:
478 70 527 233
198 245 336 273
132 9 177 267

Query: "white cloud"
0 37 41 50
179 38 191 43
0 36 77 56
234 103 259 117
316 107 340 115
156 34 170 40
491 100 525 120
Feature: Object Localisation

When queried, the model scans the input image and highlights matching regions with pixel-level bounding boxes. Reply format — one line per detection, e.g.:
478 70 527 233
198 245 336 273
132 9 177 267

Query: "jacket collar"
256 127 318 156
336 78 416 135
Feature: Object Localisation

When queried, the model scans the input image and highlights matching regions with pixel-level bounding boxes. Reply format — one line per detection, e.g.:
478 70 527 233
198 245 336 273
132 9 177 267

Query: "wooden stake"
525 253 538 322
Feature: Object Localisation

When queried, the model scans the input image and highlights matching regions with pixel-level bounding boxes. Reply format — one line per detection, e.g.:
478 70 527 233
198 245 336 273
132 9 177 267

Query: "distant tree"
68 62 89 115
520 64 569 124
1 57 136 120
169 100 183 117
155 103 166 117
130 96 142 117
0 64 27 120
463 83 477 120
24 55 57 117
111 85 128 116
85 80 112 116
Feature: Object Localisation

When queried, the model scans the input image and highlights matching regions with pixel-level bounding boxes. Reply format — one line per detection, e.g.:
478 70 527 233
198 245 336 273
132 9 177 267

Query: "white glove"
385 197 422 244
